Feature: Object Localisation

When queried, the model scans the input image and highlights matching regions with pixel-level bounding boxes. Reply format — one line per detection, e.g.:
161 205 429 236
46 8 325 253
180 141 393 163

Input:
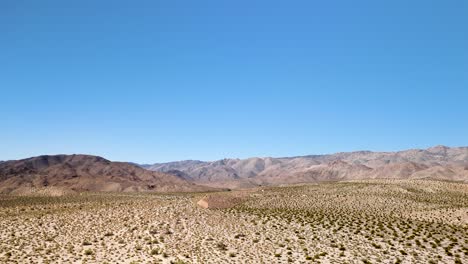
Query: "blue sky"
1 0 467 163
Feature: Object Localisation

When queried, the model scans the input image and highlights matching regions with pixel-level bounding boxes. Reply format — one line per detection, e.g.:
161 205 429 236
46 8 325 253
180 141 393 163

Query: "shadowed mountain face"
145 146 468 188
0 155 213 194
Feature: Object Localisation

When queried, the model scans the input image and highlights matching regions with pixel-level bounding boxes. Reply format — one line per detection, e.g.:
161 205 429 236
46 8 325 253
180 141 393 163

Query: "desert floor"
0 179 467 263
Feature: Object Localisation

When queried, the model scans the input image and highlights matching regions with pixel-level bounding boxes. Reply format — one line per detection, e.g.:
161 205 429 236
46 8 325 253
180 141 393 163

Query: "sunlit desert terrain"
1 179 466 264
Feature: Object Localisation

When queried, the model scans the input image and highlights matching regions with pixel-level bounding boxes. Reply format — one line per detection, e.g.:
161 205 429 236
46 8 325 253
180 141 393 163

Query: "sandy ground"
0 179 467 263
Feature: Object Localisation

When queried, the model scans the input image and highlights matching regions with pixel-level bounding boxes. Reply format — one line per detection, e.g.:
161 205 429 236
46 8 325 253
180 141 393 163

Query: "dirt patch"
196 192 249 209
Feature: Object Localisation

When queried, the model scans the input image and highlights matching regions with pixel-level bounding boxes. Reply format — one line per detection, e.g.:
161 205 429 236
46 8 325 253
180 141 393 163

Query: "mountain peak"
426 145 449 154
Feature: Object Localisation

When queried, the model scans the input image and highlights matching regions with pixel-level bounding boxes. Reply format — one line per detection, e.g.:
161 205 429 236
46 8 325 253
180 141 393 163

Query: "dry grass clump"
0 179 466 263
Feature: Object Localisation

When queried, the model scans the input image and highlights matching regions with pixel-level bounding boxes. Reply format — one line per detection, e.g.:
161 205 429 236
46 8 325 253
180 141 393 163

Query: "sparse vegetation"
0 179 466 263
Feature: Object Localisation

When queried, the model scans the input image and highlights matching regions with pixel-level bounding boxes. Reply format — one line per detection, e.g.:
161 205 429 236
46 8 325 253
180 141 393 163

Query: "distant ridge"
0 154 214 195
144 146 468 188
2 146 466 193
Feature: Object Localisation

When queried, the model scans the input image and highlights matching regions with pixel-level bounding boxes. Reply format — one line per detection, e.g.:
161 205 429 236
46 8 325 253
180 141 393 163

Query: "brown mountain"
145 146 468 188
0 154 213 194
257 160 374 185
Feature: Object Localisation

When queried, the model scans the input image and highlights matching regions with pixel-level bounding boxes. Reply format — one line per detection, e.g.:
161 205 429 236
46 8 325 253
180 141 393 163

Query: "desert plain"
1 179 466 264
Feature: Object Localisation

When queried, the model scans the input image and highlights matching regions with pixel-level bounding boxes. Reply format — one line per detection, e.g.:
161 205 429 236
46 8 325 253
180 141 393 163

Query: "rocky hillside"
145 146 468 188
0 154 213 194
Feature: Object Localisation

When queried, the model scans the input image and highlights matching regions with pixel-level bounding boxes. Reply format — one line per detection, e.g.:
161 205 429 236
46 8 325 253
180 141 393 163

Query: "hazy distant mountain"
145 146 468 188
3 146 466 194
0 154 213 195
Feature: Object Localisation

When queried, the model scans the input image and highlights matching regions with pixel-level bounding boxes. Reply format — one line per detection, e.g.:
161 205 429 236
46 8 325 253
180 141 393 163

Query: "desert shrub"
216 242 228 251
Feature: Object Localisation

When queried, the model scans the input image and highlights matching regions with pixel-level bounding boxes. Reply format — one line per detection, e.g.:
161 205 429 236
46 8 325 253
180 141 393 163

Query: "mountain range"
1 146 467 194
144 145 468 188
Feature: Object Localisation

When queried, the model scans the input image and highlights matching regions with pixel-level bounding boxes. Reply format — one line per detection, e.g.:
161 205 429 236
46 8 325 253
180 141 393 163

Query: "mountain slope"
145 146 468 188
0 154 213 194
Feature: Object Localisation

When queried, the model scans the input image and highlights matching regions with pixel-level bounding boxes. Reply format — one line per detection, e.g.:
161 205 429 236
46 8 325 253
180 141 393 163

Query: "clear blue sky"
1 0 467 163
